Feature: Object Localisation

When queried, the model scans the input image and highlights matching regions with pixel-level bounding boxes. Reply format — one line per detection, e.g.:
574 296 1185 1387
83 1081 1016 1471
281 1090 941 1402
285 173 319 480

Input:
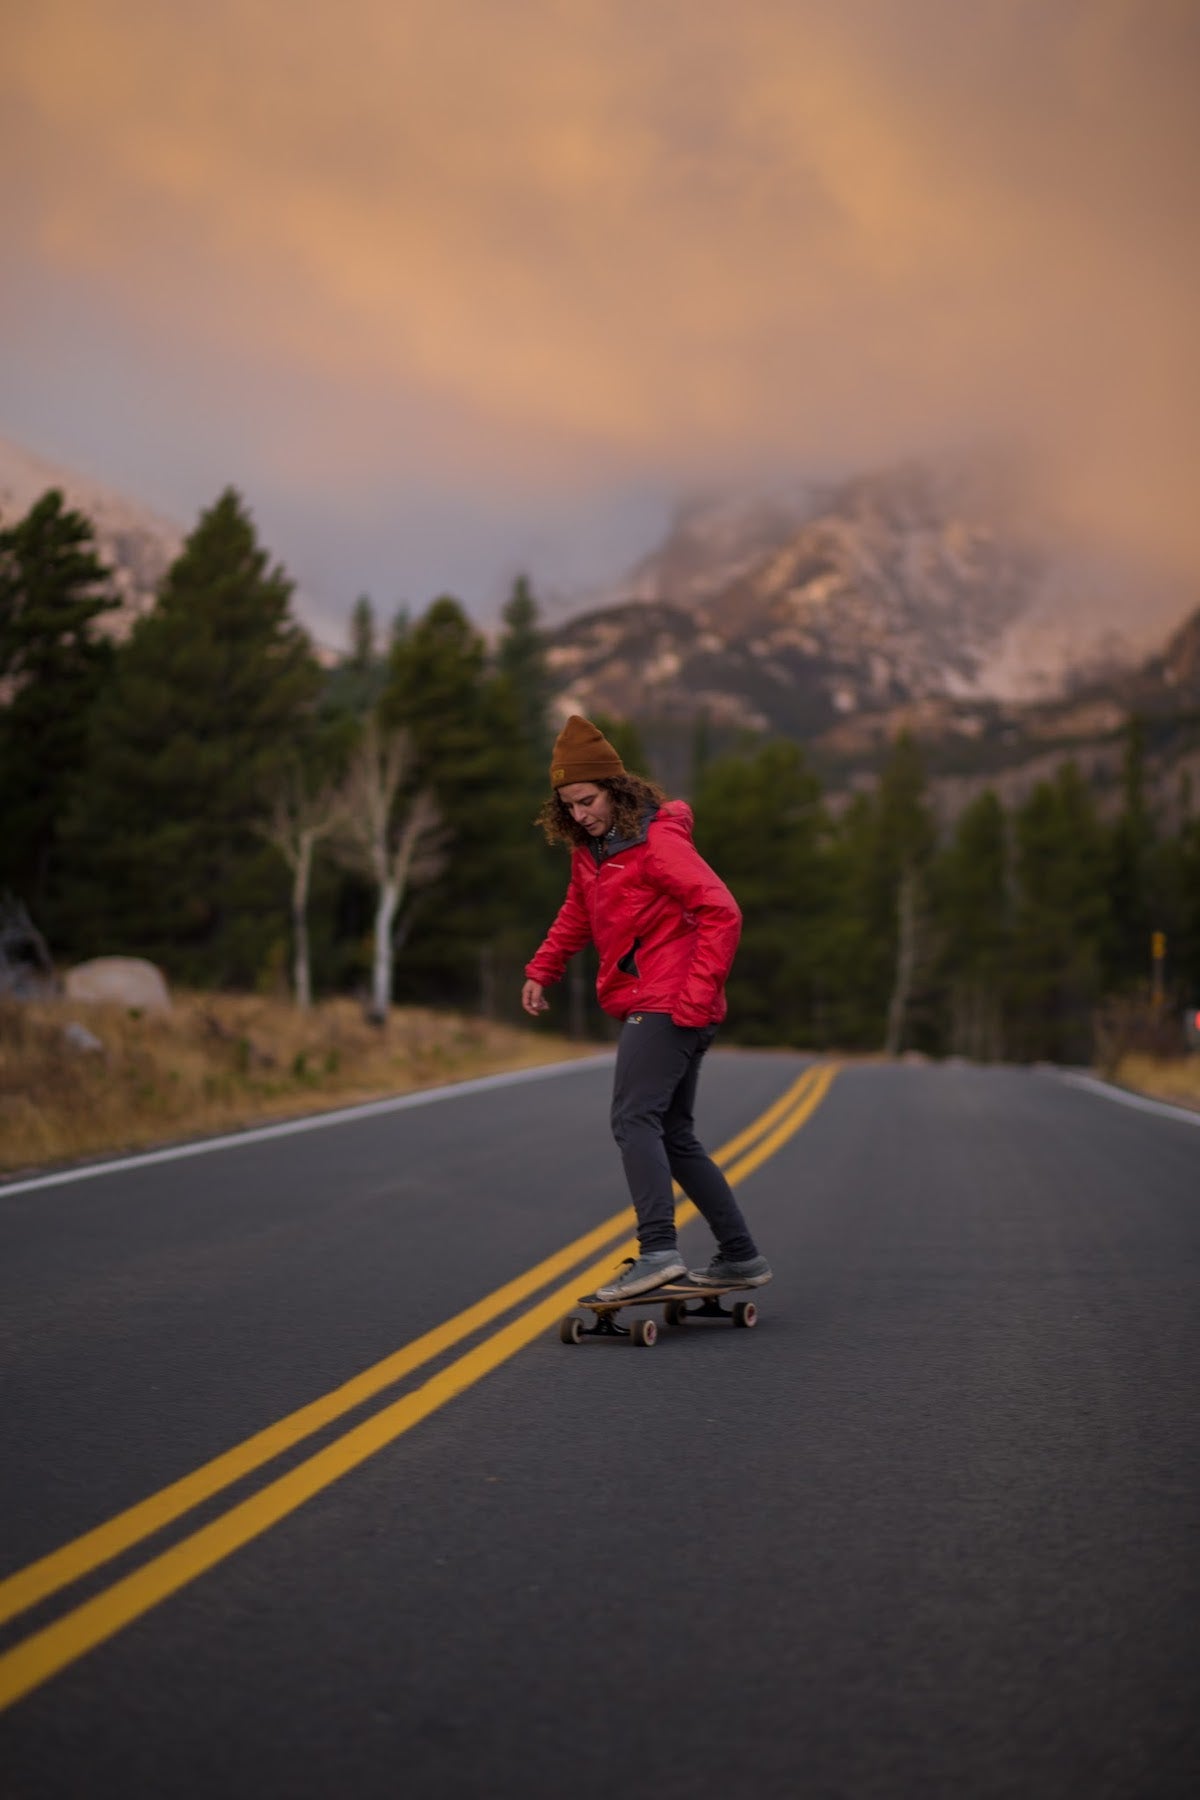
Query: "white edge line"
0 1054 617 1197
1054 1069 1200 1127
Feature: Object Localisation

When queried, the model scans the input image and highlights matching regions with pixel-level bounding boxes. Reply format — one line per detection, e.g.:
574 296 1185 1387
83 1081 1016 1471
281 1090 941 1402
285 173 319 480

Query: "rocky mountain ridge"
916 605 1200 828
4 429 1195 821
546 460 1198 813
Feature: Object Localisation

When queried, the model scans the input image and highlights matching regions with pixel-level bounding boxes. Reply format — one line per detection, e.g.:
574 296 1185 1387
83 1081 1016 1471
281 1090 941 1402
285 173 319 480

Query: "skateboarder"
522 715 772 1302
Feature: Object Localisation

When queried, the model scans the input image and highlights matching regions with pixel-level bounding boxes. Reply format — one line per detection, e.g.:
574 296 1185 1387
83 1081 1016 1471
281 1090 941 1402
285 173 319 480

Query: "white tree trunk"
330 721 444 1024
260 773 342 1012
291 831 315 1010
371 877 400 1021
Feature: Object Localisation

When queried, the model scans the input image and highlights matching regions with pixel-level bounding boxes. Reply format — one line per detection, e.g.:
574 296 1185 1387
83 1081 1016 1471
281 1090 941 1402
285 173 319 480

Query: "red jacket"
525 801 741 1026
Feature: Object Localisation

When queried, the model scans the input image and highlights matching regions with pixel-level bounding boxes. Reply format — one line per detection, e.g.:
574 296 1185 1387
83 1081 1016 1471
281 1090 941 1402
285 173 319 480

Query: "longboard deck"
577 1277 760 1312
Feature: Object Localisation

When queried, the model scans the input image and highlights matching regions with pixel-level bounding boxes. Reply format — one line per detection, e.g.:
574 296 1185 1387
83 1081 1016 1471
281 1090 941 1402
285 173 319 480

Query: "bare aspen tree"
260 770 344 1009
333 719 443 1022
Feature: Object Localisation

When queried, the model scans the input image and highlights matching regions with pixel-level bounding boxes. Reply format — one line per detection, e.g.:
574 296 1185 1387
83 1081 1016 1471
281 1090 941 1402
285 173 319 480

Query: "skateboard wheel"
732 1301 757 1329
664 1299 688 1327
559 1314 585 1344
631 1316 658 1347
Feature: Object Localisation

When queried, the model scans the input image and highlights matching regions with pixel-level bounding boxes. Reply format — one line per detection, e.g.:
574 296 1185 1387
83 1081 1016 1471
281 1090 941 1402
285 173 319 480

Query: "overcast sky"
2 0 1196 645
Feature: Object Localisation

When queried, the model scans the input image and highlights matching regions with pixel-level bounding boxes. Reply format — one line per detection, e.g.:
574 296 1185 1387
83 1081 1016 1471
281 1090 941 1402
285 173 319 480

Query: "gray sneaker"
595 1250 686 1300
688 1252 773 1288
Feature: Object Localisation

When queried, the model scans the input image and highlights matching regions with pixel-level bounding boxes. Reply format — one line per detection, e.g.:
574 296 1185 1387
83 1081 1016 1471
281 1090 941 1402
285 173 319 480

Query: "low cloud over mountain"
550 458 1191 721
545 455 1200 808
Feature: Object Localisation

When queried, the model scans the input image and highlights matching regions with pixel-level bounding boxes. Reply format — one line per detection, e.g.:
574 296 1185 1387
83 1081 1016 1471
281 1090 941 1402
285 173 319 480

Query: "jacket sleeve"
645 833 742 1027
524 861 593 985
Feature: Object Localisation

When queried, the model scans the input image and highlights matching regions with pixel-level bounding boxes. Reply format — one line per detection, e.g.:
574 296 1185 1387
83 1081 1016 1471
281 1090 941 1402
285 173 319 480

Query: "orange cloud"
5 0 1198 579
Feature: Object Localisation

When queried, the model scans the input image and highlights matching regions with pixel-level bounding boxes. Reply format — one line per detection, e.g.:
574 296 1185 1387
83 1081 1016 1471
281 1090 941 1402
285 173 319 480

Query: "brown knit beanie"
549 715 626 788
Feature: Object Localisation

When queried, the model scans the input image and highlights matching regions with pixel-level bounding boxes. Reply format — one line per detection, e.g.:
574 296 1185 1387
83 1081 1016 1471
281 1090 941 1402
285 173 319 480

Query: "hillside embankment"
0 994 596 1176
2 995 1195 1178
1109 1051 1200 1112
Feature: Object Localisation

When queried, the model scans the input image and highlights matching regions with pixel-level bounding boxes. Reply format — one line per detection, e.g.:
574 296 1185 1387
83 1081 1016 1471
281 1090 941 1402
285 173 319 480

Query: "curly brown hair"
535 773 668 849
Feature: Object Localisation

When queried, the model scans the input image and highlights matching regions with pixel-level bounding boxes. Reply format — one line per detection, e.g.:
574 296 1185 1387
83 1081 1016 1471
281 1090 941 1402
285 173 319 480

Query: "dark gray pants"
610 1012 758 1259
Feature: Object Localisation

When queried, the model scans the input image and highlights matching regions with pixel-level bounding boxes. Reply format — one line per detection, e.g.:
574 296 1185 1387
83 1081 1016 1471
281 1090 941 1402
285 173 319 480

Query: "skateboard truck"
559 1279 760 1347
576 1310 632 1339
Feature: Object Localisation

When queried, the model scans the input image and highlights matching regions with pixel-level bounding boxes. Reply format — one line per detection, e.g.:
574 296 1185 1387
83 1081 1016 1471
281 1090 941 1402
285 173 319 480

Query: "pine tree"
822 793 887 1047
876 735 938 1054
350 594 374 667
689 710 714 795
380 596 544 1007
1106 716 1159 991
0 490 119 921
933 789 1011 1058
692 740 835 1045
60 489 321 984
496 575 552 759
323 595 389 720
1009 762 1112 1061
493 576 564 976
826 734 938 1053
1163 816 1200 1004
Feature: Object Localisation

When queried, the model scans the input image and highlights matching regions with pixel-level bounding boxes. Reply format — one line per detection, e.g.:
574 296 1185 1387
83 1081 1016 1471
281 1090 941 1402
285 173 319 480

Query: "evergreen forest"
3 487 1198 1064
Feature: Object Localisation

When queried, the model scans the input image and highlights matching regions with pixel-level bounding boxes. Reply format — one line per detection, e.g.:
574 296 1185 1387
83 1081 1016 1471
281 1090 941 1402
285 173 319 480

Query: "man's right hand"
522 980 550 1017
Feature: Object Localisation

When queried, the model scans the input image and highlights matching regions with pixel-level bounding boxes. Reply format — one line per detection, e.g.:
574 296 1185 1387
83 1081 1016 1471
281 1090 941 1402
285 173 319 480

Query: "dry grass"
0 992 596 1175
1111 1052 1200 1112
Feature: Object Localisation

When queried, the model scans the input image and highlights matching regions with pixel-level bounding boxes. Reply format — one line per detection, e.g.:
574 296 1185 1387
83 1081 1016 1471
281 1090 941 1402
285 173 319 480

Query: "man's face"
557 781 615 837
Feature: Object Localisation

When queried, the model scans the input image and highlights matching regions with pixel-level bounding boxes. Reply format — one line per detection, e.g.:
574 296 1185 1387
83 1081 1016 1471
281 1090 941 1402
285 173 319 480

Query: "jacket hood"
653 799 694 837
594 798 693 861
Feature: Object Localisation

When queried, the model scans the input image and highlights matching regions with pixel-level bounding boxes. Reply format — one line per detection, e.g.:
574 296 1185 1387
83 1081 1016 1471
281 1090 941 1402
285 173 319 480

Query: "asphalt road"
1 1054 1197 1799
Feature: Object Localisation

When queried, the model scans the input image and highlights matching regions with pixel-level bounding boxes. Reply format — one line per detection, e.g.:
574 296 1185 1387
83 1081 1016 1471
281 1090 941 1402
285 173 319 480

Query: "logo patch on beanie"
552 766 566 783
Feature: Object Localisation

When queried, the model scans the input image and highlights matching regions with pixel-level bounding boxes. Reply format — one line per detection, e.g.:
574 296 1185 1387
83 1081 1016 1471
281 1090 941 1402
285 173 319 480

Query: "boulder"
64 957 172 1012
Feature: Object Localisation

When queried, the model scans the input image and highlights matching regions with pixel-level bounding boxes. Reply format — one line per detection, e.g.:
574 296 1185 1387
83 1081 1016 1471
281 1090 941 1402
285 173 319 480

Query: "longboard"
559 1275 764 1347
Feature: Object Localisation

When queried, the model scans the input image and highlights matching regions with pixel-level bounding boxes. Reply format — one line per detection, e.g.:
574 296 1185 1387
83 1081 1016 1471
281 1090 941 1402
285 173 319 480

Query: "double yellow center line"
0 1060 837 1710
